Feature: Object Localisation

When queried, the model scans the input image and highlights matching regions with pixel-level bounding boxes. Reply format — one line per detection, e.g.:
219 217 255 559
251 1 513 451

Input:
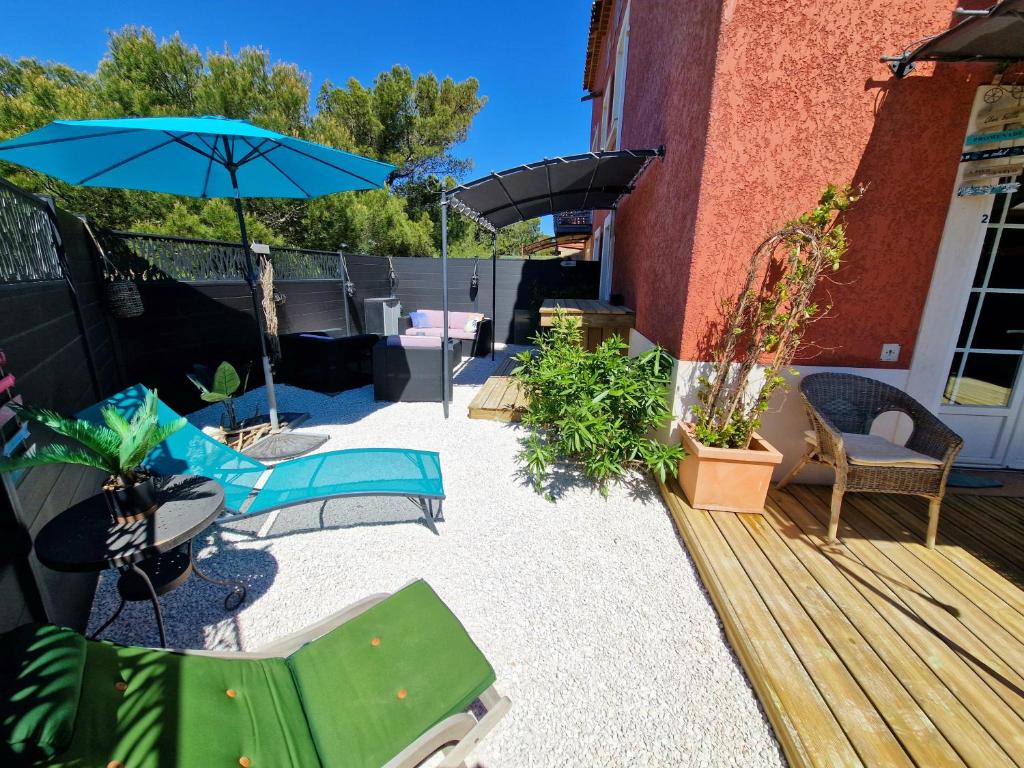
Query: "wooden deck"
468 356 528 422
659 479 1024 768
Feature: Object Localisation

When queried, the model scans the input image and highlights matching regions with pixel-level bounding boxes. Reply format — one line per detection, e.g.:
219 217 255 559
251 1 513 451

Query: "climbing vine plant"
693 184 861 449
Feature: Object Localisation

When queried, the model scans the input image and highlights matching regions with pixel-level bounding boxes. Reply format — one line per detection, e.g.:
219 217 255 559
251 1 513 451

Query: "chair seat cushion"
50 641 322 768
288 580 495 768
0 624 86 761
842 433 943 467
405 327 477 340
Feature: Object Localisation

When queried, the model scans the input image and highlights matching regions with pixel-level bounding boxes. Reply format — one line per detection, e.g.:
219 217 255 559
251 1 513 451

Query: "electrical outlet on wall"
880 343 901 363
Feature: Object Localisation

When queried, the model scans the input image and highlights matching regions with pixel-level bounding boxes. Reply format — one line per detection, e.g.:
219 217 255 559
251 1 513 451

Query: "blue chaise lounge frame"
79 385 445 534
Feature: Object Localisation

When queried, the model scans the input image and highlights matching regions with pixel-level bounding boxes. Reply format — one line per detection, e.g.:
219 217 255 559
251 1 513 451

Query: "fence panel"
0 179 63 283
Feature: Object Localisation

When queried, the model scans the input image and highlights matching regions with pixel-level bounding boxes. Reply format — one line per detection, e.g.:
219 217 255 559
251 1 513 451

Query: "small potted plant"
681 184 860 513
188 361 245 434
0 390 185 521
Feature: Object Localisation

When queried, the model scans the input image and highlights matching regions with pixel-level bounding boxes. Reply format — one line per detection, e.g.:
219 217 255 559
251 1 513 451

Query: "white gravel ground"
88 347 785 768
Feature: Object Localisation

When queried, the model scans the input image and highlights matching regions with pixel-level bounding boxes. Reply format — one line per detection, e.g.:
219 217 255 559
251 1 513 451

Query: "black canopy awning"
445 148 664 232
883 0 1024 78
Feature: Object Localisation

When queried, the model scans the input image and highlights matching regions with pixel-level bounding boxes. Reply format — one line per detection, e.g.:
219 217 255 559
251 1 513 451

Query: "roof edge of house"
583 0 613 92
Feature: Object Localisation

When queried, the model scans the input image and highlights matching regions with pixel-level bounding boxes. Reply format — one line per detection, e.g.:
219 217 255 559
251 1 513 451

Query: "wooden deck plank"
851 494 1024 641
468 366 528 422
717 512 917 767
784 488 1024 763
662 481 864 768
885 494 1024 596
835 494 1024 690
661 476 1024 768
765 491 1012 768
870 494 1024 615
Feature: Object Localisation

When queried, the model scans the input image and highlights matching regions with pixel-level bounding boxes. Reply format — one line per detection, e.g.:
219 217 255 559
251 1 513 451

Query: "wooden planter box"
678 424 783 514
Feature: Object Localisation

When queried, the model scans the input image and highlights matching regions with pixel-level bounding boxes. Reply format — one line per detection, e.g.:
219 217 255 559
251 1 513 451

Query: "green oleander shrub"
513 309 685 497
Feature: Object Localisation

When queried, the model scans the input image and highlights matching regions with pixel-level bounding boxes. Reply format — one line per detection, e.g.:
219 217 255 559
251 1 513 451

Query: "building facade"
583 0 1024 474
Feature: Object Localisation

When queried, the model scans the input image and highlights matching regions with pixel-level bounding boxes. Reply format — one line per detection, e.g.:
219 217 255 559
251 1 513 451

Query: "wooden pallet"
659 478 1024 768
468 357 528 422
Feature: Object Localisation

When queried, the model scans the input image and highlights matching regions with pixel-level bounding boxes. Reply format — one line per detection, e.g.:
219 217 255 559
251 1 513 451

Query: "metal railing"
0 178 63 283
98 230 344 281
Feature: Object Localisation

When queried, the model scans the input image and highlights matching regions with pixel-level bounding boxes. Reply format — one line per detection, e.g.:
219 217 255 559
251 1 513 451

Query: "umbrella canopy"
0 116 394 455
0 116 394 198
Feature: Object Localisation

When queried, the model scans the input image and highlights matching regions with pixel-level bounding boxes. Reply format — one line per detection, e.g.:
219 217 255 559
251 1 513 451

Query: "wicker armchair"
776 372 962 548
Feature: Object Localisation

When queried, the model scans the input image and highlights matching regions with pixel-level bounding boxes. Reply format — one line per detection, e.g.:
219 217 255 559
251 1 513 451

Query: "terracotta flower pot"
105 474 158 522
678 424 783 514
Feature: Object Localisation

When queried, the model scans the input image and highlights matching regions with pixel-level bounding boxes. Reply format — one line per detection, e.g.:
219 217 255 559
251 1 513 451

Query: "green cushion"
49 641 322 768
0 625 85 763
288 580 496 768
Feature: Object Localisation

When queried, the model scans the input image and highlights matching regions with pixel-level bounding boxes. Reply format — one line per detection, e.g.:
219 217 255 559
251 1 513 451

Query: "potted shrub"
681 184 860 513
0 390 185 521
514 310 685 497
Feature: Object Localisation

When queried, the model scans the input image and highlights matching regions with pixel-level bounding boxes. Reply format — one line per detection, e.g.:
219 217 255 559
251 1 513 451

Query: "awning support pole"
441 190 450 419
491 232 497 360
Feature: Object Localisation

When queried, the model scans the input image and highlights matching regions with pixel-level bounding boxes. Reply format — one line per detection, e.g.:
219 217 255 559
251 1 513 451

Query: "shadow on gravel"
87 528 278 651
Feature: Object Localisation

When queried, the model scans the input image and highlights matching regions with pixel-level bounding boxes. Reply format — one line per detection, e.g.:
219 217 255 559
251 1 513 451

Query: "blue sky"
0 0 595 189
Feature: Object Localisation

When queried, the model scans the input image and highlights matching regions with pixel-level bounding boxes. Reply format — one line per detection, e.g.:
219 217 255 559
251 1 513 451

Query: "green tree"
0 27 484 255
314 65 485 187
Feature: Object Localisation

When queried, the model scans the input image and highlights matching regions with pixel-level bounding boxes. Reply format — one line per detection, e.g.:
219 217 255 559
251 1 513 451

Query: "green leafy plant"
693 184 861 449
513 309 685 496
188 361 245 430
0 390 185 488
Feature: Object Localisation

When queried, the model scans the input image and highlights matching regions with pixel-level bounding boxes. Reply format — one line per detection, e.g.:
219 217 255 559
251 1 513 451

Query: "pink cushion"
405 327 476 340
411 309 484 331
416 310 445 327
387 335 442 348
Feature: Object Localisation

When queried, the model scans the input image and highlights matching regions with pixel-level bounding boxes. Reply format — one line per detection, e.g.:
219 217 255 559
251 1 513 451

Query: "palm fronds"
0 389 186 484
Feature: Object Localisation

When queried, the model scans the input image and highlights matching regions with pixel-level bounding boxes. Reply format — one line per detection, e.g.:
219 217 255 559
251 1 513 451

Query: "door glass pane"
971 293 1024 349
943 352 963 404
946 353 1022 407
973 229 997 287
956 293 978 347
988 228 1024 288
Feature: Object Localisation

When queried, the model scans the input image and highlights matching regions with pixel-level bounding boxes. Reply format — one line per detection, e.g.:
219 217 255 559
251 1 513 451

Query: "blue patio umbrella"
0 116 395 441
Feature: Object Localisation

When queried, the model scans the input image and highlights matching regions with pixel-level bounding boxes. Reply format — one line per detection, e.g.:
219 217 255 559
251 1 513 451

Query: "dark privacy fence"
0 181 122 635
96 230 599 408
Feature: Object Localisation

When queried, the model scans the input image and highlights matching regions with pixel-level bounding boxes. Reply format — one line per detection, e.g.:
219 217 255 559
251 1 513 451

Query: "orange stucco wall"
592 0 994 367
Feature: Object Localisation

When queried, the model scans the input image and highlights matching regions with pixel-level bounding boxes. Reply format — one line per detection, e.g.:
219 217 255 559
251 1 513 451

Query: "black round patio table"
33 474 246 647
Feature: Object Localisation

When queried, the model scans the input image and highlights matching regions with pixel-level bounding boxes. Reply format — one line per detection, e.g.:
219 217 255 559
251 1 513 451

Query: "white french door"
909 85 1024 468
939 184 1024 467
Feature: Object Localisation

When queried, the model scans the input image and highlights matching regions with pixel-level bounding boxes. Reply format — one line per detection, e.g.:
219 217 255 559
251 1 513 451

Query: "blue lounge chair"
78 385 445 534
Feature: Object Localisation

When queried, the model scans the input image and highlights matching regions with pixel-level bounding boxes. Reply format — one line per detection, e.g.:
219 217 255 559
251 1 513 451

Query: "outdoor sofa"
0 579 510 767
78 385 446 534
278 330 379 392
401 309 492 357
373 336 462 403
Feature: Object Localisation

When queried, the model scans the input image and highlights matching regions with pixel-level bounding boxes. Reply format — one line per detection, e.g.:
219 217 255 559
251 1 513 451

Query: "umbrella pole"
231 176 279 431
440 190 450 419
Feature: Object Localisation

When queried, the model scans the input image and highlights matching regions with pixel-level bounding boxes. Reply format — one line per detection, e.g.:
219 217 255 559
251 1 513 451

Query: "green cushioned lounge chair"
78 385 446 534
0 580 510 767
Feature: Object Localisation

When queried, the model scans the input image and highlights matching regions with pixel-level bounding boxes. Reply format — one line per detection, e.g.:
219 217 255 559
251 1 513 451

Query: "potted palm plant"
0 390 185 521
681 184 860 513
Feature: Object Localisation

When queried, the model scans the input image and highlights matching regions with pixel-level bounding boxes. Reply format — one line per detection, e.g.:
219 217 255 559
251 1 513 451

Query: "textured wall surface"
592 0 992 367
590 0 724 353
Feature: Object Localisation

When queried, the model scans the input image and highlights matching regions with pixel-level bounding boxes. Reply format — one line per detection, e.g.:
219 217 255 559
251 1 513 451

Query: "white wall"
629 328 912 483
